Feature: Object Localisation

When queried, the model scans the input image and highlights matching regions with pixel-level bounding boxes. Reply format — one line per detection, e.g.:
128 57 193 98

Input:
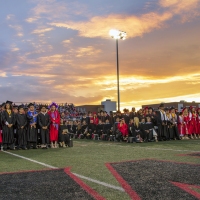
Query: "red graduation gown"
48 110 60 142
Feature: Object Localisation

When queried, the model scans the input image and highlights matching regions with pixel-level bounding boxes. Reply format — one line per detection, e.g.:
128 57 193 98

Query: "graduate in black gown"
2 101 16 150
156 103 167 141
27 103 38 149
16 105 27 150
145 116 155 142
38 105 50 149
96 119 104 138
131 117 143 143
59 119 70 147
140 117 148 141
0 103 5 150
87 119 96 139
103 119 113 137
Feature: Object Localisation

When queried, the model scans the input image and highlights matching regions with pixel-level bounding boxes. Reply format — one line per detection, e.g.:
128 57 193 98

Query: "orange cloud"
49 12 172 38
49 0 199 39
32 27 54 34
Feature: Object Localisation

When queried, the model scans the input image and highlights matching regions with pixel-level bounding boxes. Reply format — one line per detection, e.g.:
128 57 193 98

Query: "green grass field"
0 139 200 200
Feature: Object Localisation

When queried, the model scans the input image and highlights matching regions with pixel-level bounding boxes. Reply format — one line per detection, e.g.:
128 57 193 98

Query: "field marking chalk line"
2 151 125 192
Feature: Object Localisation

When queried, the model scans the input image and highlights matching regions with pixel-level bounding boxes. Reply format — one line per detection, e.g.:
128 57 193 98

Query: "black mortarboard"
159 103 165 108
0 103 5 107
164 107 169 111
13 105 18 108
28 103 34 108
6 100 13 105
18 105 24 110
40 105 47 110
170 106 175 110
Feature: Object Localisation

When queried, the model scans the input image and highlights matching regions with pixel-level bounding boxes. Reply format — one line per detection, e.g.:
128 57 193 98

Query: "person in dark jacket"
38 105 50 149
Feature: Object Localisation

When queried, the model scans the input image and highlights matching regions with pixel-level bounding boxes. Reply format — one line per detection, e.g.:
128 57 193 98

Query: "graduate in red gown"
48 102 60 148
189 106 198 139
117 118 128 140
92 112 99 125
196 108 200 138
182 107 190 139
178 111 185 138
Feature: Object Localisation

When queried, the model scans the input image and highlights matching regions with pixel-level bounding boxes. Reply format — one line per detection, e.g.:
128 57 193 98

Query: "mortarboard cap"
6 100 13 105
28 103 34 108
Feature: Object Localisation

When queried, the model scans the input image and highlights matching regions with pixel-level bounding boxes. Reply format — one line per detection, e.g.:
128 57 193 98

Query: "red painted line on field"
105 163 141 200
177 153 200 159
0 168 58 175
64 168 106 200
107 158 200 166
171 181 200 199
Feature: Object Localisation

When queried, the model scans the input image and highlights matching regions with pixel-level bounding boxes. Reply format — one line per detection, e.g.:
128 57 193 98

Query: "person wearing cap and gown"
2 101 16 150
189 106 198 139
178 110 185 138
38 105 50 149
0 103 5 149
165 108 172 140
13 105 19 147
169 107 180 140
16 105 27 150
48 102 60 148
182 107 190 139
27 103 38 149
196 108 200 138
156 103 167 141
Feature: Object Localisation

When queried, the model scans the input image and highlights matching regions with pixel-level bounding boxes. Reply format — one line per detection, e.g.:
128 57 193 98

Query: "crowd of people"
0 101 200 151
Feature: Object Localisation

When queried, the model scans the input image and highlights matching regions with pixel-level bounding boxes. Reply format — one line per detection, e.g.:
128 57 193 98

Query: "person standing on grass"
196 108 200 138
0 103 4 150
2 101 16 150
182 107 190 139
16 105 27 150
38 105 50 149
48 102 60 148
27 103 38 149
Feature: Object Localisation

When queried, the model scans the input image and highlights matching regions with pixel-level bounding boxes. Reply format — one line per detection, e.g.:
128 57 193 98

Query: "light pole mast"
109 30 127 112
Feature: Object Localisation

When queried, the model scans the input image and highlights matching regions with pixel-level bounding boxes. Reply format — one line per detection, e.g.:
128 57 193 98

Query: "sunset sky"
0 0 200 110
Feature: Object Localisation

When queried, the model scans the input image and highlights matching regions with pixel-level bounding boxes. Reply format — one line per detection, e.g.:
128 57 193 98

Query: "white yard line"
2 151 125 192
92 142 200 152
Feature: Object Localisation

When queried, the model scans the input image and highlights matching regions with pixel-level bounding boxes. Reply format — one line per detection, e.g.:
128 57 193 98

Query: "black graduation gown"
140 123 148 140
103 123 112 135
131 124 143 138
155 111 168 139
88 123 96 134
72 125 77 134
123 115 130 125
67 125 73 133
81 125 88 135
145 122 154 140
2 110 15 144
59 124 69 143
27 114 37 143
16 114 27 146
128 123 133 136
96 124 104 136
38 113 50 144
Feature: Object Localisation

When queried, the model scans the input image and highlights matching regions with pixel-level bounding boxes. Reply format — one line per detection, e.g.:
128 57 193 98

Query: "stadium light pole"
109 29 127 112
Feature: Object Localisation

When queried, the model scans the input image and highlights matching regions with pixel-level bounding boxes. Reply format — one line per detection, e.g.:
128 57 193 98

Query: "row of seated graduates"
61 116 157 143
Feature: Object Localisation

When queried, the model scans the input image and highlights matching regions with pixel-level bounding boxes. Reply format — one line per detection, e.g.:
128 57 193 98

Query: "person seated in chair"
117 118 128 141
80 120 88 139
87 119 96 139
96 120 104 138
103 119 113 139
132 117 143 143
59 119 70 147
